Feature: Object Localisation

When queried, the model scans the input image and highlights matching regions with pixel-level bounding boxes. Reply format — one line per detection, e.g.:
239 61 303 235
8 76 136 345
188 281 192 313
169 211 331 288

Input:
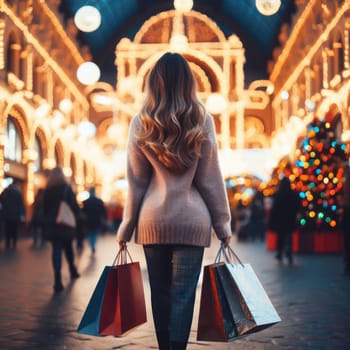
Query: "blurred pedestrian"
324 103 342 141
236 198 251 241
82 187 107 255
75 210 87 254
116 52 232 350
340 162 350 275
249 189 266 241
42 167 81 293
269 177 300 264
28 188 45 248
0 180 25 249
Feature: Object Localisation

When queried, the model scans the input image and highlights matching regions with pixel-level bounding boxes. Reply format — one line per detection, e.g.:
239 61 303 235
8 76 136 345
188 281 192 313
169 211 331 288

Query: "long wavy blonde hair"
138 52 207 172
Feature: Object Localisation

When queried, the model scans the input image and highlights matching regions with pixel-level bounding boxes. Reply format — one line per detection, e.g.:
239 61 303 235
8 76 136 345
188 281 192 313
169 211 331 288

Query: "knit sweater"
116 113 232 247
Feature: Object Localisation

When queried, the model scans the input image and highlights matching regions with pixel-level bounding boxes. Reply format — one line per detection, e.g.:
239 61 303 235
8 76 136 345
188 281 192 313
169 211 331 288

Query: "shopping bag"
56 185 77 229
197 245 281 342
77 266 112 336
99 257 147 335
77 247 147 336
56 200 76 228
197 262 237 341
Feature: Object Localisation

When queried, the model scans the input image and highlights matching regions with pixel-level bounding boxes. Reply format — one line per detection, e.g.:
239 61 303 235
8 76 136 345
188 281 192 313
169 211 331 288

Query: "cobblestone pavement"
0 233 350 350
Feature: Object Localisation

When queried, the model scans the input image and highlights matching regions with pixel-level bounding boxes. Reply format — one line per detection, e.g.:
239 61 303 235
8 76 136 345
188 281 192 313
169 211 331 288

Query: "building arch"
134 9 226 44
5 104 29 150
54 139 64 168
33 126 48 171
136 50 226 95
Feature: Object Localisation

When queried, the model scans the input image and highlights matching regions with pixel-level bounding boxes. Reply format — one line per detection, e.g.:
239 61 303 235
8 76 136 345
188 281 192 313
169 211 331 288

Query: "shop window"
33 135 43 172
327 44 335 81
7 40 20 76
4 117 22 162
334 41 344 74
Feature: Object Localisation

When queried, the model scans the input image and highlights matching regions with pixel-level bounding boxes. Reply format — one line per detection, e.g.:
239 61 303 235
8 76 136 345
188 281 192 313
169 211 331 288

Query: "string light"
76 62 101 85
255 0 281 16
74 5 101 32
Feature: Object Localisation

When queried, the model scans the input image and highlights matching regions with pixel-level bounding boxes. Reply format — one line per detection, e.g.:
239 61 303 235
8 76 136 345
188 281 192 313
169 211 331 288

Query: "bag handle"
215 243 244 267
112 246 133 266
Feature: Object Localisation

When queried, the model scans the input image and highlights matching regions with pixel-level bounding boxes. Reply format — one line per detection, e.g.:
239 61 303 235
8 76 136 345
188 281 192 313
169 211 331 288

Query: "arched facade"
0 1 103 216
102 8 272 154
269 0 350 160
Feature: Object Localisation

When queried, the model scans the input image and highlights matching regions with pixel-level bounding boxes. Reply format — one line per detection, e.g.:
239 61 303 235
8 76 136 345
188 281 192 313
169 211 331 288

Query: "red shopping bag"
77 247 147 336
99 260 147 335
197 262 238 341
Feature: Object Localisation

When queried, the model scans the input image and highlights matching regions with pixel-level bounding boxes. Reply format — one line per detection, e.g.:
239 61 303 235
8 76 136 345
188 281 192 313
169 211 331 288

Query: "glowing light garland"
274 114 349 232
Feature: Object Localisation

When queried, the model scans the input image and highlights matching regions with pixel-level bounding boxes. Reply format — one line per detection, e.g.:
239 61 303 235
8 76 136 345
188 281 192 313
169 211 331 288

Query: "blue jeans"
87 230 98 251
143 244 204 343
51 239 76 279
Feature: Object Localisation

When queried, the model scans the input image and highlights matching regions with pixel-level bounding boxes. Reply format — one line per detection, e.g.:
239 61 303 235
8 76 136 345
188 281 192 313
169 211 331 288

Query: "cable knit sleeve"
194 115 232 240
116 115 152 242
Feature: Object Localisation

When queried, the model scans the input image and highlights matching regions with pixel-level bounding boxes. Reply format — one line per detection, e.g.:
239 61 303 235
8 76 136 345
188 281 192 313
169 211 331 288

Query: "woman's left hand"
221 236 231 247
118 240 127 249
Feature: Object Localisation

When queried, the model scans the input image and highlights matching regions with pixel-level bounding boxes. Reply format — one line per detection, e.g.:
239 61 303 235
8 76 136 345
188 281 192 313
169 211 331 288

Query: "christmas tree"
289 114 348 232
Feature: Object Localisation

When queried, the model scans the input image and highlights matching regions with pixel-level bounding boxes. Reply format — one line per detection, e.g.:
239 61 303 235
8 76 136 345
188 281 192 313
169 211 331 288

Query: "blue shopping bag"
77 266 112 336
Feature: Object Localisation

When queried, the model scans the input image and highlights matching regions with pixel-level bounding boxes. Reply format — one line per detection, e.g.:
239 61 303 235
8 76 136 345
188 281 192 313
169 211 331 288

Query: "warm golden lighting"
77 120 96 138
281 90 289 100
107 124 124 139
174 0 193 12
74 5 101 32
92 94 115 106
51 110 65 129
205 93 227 114
169 34 188 52
76 62 101 85
59 98 73 113
255 0 281 16
34 102 51 118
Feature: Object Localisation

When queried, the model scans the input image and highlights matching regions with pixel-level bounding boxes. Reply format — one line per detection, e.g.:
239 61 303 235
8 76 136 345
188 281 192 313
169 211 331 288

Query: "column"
235 102 245 149
23 148 36 205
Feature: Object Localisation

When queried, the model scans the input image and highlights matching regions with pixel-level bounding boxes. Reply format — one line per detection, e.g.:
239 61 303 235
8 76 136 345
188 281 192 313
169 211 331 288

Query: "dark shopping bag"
77 247 147 336
197 245 281 342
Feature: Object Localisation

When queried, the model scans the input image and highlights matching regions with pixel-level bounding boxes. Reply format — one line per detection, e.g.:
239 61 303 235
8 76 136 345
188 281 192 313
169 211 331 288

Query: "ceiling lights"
206 93 228 114
174 0 193 11
76 61 101 85
74 5 101 32
255 0 281 16
77 120 96 138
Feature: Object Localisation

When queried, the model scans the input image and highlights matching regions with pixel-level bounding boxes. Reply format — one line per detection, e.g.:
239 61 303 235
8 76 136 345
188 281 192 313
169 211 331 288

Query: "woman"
42 166 80 293
341 162 350 275
116 52 232 350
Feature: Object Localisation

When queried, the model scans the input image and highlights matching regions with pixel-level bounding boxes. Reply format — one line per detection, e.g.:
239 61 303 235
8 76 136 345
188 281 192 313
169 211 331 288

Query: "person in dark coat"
0 180 25 249
269 177 300 264
28 188 45 248
42 167 81 293
82 187 107 254
249 189 266 241
340 162 350 275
